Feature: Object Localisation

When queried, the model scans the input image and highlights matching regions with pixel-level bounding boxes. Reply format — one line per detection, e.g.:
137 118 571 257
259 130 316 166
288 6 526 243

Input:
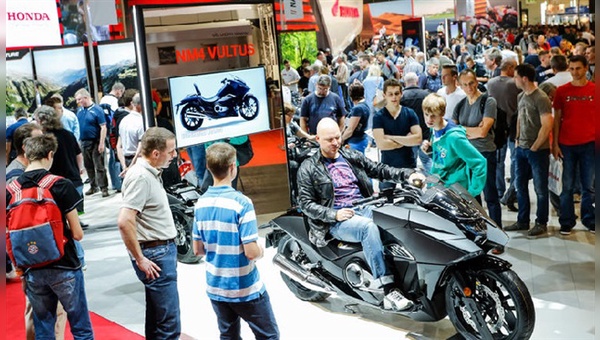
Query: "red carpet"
5 280 143 339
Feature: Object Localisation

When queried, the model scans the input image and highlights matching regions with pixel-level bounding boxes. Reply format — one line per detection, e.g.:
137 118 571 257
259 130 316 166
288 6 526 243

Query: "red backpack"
6 174 68 269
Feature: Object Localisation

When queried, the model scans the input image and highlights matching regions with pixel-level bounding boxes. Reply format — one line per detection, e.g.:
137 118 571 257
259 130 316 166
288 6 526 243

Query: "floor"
77 154 595 340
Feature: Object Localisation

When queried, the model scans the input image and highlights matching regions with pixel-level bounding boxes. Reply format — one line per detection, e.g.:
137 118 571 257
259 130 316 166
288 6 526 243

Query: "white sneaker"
6 269 18 280
383 289 413 311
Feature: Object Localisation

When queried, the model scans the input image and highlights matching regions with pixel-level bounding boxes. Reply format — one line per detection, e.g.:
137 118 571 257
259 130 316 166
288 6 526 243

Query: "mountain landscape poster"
33 45 89 111
6 49 35 116
97 40 138 94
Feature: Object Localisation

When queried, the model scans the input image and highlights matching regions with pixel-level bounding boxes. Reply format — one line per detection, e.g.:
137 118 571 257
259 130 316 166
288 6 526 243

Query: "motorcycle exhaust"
273 254 337 295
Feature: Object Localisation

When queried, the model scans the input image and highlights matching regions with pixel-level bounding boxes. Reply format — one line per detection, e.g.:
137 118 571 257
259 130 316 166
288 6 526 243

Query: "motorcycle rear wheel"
277 235 330 302
445 268 535 339
239 95 259 121
172 209 202 264
180 105 204 131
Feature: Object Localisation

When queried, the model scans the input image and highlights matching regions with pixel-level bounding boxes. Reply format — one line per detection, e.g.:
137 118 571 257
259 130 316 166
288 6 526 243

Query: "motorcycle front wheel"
180 104 204 131
445 268 535 339
239 95 259 121
172 208 202 264
277 235 330 302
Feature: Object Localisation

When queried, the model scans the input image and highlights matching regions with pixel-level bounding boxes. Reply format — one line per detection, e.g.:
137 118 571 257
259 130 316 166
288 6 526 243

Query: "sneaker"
85 187 98 196
559 226 572 235
101 189 109 198
504 222 529 231
527 223 547 238
383 289 413 311
6 269 18 281
506 202 518 212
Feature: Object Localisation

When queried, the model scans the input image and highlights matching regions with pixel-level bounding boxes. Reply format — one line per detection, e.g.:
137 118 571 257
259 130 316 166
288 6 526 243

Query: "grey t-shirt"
453 94 497 152
516 88 552 150
121 158 177 242
486 76 521 124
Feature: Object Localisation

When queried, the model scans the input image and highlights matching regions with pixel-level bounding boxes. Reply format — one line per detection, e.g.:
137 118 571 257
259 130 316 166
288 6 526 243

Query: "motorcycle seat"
202 95 220 103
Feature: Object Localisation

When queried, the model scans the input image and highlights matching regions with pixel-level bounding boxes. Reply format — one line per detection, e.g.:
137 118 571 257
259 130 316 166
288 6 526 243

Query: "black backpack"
455 93 508 149
99 103 116 149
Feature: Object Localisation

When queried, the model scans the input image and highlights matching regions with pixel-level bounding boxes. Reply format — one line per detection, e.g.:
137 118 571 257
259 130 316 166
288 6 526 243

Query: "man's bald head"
316 118 342 159
316 117 340 136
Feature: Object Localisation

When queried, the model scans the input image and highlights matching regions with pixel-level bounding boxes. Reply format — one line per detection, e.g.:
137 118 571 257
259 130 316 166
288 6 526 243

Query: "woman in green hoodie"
421 93 487 197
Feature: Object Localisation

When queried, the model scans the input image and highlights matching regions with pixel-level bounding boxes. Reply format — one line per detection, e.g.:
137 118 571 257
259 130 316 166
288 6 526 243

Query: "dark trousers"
210 291 279 340
82 140 108 190
476 151 502 228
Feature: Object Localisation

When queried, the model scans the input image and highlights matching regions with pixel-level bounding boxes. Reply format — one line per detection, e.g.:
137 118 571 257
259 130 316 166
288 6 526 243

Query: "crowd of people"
282 22 595 246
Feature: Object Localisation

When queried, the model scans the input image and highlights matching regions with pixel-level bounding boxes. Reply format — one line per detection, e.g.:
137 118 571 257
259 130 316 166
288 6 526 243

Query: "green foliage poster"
278 31 318 68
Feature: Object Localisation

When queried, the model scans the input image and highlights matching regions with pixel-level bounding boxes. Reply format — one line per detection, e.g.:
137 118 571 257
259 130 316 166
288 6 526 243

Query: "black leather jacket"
297 147 414 234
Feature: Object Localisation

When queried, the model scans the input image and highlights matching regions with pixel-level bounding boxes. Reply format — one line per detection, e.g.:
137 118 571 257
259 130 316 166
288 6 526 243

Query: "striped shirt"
192 185 265 302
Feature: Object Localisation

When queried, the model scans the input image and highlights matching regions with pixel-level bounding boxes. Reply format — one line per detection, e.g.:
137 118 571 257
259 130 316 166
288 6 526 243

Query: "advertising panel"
33 46 89 111
7 0 62 48
169 67 270 147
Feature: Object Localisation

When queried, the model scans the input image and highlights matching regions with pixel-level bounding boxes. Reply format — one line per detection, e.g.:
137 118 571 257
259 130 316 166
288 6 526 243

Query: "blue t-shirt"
323 155 363 209
192 185 265 302
346 101 369 143
300 92 347 135
372 106 419 168
76 103 105 141
6 118 28 141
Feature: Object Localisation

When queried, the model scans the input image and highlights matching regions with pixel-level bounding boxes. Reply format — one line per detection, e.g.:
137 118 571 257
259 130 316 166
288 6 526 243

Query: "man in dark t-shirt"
300 75 347 135
372 78 422 190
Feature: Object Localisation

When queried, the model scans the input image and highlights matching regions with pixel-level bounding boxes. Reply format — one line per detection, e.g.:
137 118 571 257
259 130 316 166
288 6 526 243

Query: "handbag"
548 155 562 196
373 88 385 108
373 78 386 109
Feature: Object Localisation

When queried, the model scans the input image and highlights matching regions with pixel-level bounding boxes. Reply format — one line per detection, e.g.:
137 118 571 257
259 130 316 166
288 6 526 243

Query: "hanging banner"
316 0 362 54
283 0 304 20
6 0 62 48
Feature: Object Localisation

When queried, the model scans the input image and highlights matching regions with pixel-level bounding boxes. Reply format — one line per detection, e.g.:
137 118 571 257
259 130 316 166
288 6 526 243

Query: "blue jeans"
496 142 508 198
514 147 549 225
413 147 432 174
25 268 94 339
131 242 181 340
187 144 206 187
108 148 122 191
559 142 595 230
347 135 368 155
74 185 85 266
210 291 280 340
329 205 392 286
476 151 502 228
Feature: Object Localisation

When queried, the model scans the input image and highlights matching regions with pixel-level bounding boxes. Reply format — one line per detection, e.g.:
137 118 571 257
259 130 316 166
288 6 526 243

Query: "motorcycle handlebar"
352 195 387 207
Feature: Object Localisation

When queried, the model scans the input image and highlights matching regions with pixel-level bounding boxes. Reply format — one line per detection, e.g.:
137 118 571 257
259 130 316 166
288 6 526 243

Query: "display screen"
450 22 459 39
168 66 270 148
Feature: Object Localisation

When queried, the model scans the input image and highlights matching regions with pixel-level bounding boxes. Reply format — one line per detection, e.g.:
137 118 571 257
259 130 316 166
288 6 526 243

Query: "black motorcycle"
166 182 203 264
265 176 535 339
176 76 259 131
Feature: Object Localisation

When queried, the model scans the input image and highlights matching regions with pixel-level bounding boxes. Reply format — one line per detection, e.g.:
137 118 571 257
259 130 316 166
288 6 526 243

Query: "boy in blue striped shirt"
193 142 280 339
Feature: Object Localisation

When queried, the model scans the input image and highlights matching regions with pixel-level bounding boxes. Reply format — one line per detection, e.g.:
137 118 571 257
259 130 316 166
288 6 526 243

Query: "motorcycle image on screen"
175 76 259 131
265 175 535 339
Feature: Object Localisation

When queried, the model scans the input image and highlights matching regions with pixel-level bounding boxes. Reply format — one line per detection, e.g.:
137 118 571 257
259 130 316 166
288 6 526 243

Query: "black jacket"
297 147 413 234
